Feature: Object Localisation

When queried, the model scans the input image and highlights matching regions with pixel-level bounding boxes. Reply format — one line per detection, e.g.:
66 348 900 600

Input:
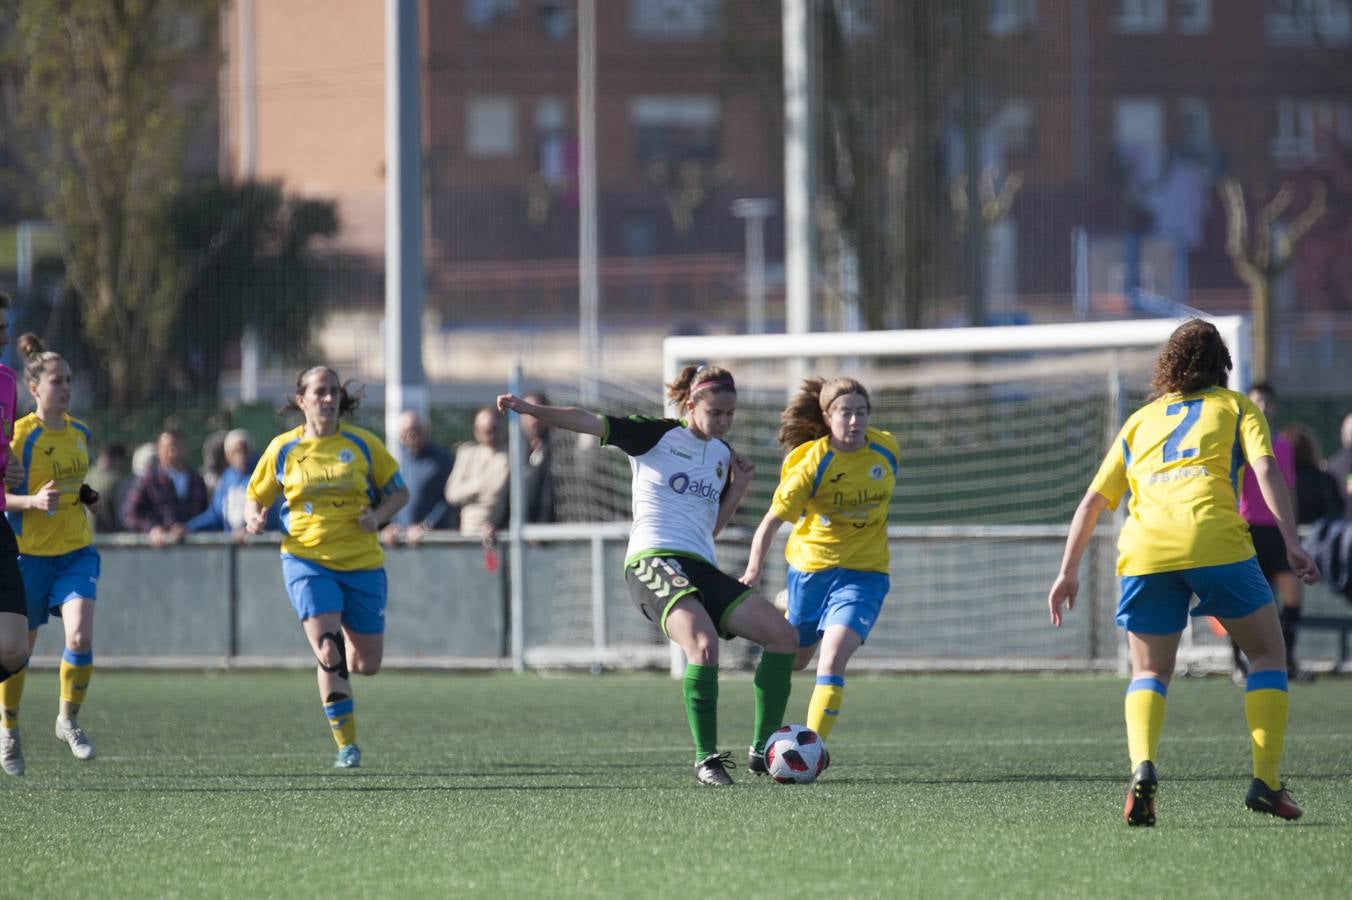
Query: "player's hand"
32 480 60 512
738 565 762 588
3 454 23 490
357 507 378 533
244 509 268 536
1287 545 1320 585
1048 572 1077 627
497 393 524 414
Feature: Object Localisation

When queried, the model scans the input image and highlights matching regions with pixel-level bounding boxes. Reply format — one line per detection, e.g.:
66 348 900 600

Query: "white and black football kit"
601 415 752 637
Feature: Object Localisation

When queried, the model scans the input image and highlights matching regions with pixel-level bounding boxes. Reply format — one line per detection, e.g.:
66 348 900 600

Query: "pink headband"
691 378 734 395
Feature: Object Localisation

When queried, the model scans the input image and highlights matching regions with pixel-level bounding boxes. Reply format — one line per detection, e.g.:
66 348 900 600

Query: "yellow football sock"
0 667 26 728
807 675 844 740
324 696 357 749
1125 678 1168 770
60 649 94 719
1244 670 1289 791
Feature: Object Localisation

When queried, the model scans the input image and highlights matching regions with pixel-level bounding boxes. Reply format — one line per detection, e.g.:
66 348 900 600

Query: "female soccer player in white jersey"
0 334 104 775
1048 319 1319 826
0 301 44 773
498 366 799 787
741 377 898 765
245 366 408 769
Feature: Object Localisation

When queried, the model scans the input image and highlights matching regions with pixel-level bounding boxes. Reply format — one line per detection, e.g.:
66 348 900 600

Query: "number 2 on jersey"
1163 399 1202 462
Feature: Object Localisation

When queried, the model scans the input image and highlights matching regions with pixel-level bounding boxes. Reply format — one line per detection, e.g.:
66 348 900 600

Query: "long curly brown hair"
778 377 870 451
1149 319 1231 397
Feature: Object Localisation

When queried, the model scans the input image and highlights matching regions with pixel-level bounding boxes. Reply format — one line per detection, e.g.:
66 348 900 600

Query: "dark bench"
1302 615 1352 670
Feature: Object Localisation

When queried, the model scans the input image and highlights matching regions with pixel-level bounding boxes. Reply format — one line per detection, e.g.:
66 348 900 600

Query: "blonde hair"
778 377 870 451
17 332 65 387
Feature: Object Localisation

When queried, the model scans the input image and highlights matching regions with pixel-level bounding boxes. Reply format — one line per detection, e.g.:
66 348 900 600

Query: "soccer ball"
763 724 829 784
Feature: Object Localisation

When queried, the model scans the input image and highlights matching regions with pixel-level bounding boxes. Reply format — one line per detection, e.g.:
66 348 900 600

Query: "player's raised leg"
724 592 796 774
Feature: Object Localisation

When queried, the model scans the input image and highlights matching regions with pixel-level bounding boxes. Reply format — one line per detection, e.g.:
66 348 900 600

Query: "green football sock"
751 651 795 752
683 663 719 762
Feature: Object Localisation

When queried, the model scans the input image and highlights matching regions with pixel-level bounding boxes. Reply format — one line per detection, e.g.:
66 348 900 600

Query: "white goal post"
660 316 1251 676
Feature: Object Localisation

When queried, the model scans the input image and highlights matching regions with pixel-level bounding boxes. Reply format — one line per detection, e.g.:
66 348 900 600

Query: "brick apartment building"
221 1 1350 359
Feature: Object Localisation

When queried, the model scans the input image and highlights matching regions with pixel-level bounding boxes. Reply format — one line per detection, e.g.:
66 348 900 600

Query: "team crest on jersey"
716 461 724 481
339 449 354 464
870 464 885 480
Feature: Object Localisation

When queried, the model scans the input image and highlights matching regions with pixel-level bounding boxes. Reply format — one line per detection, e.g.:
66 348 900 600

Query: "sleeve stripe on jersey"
72 420 92 442
340 430 380 504
868 442 898 476
21 426 42 483
275 438 301 485
1121 438 1132 470
341 430 375 470
810 450 836 498
1229 414 1244 497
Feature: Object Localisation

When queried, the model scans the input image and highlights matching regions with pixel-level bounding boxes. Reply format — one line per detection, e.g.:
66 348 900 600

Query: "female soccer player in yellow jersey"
498 366 799 787
1048 319 1319 826
741 377 899 770
0 334 103 775
245 367 408 769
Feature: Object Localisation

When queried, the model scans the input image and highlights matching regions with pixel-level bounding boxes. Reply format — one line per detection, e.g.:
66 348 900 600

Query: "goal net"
510 317 1251 673
655 317 1252 673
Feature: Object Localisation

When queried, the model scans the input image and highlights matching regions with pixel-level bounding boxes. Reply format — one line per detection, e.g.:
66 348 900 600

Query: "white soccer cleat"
1 727 24 776
55 718 96 761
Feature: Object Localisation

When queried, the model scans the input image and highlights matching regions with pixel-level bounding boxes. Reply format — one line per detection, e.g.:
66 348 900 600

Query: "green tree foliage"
169 179 339 398
6 0 217 404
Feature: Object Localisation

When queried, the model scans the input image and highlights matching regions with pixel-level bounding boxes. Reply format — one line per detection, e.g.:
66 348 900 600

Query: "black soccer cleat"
694 751 736 787
1245 778 1303 820
1123 760 1158 827
747 745 768 776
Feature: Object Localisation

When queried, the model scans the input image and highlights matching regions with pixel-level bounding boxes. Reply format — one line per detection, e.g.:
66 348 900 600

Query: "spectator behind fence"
187 429 277 539
1327 412 1352 518
121 428 209 547
200 430 228 496
491 392 556 533
444 407 509 543
84 443 133 534
381 410 457 547
1283 425 1344 525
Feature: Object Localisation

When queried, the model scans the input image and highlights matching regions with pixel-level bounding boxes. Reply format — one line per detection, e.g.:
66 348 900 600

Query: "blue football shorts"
1116 556 1274 635
786 566 889 648
19 545 100 630
281 555 387 634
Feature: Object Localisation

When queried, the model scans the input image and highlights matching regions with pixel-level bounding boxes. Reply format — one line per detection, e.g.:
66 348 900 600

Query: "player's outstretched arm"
496 394 604 438
1048 489 1110 627
740 507 788 586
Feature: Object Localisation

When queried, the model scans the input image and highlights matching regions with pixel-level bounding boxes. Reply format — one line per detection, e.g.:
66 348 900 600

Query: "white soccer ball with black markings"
763 724 828 784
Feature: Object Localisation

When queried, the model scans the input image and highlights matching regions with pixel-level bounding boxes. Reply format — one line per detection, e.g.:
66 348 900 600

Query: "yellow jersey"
769 426 900 574
248 424 403 571
1090 387 1272 576
7 413 94 556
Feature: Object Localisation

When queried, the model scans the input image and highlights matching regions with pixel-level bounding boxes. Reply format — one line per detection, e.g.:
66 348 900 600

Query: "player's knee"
349 654 382 676
66 633 92 655
0 644 26 673
765 618 798 656
684 634 718 666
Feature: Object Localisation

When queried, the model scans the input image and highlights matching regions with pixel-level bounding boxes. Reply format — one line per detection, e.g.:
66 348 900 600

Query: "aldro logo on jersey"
667 471 722 503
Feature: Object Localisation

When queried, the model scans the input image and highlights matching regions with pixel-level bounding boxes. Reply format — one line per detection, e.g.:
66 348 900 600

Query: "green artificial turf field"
5 670 1349 898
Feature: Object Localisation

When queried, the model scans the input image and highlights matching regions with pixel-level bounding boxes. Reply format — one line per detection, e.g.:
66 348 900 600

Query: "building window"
467 97 518 158
1176 97 1211 155
1175 0 1211 33
535 97 570 185
1271 97 1352 165
630 96 720 167
630 0 720 39
1115 98 1165 188
465 0 518 29
1115 0 1166 33
1267 0 1352 46
988 0 1036 36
